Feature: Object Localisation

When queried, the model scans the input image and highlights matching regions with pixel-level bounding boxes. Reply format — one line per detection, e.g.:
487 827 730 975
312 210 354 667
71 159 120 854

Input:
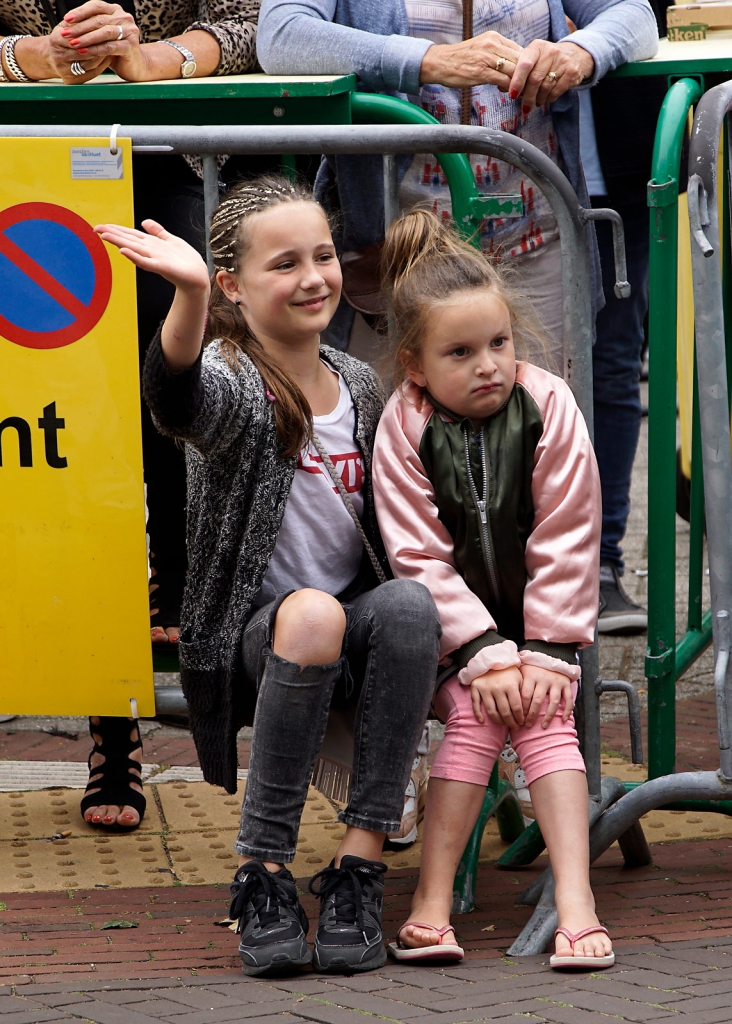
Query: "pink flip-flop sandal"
549 926 615 969
387 922 465 963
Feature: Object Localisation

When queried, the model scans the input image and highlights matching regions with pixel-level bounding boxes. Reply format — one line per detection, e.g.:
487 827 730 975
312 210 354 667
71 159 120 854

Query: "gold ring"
546 70 559 82
495 57 506 72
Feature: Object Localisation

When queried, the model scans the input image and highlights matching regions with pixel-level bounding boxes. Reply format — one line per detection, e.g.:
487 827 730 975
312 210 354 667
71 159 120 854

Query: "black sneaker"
229 860 311 976
309 855 387 973
598 562 647 635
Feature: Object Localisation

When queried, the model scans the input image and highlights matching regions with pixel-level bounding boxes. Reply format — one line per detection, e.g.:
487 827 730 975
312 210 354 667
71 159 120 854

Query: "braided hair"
205 174 327 459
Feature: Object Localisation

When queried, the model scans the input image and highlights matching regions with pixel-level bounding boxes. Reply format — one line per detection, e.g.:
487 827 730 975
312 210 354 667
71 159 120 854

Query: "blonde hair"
381 209 547 381
205 174 329 459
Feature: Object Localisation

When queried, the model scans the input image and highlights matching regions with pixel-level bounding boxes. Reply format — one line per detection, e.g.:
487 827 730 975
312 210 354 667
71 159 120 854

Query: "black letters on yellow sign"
0 402 67 468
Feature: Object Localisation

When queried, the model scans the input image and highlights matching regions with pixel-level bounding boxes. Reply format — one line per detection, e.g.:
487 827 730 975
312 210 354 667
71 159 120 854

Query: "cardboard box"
668 1 732 30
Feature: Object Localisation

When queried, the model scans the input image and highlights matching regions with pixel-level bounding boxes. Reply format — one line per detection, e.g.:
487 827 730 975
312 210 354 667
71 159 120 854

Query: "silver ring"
115 24 124 41
495 56 506 72
70 61 85 76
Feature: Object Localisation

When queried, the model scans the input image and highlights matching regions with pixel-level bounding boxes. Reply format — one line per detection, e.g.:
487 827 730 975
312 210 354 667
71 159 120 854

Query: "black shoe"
229 860 311 976
598 562 647 635
309 855 387 973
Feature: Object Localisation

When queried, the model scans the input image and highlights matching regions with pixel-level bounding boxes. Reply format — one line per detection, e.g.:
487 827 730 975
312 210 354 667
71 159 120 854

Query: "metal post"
645 78 704 778
202 153 219 276
382 153 399 232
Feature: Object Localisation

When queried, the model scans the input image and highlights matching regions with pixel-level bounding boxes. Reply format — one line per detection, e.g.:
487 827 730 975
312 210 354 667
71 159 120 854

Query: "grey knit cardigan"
143 330 388 793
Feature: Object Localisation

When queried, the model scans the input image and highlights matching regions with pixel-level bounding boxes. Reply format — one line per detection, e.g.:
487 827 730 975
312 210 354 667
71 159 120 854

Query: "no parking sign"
0 137 153 716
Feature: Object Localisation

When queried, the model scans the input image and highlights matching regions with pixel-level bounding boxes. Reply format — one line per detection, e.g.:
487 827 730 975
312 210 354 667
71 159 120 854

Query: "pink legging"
431 673 585 787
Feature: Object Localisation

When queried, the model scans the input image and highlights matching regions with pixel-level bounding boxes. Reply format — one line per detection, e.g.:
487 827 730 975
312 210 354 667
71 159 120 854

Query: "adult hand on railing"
508 39 594 111
419 30 523 92
11 13 113 85
419 29 594 112
52 0 221 83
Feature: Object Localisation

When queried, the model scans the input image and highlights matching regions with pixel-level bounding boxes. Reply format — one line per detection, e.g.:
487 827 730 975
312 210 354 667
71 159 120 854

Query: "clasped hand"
470 664 573 730
420 29 595 111
36 1 141 84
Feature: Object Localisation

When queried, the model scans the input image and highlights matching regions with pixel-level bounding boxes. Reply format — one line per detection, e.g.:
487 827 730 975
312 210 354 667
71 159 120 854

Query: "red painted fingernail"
70 38 79 45
509 90 518 99
64 12 75 20
77 48 88 53
60 28 71 36
522 105 530 115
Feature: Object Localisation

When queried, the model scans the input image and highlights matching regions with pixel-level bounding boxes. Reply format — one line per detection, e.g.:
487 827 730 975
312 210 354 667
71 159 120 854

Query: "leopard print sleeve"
187 0 260 77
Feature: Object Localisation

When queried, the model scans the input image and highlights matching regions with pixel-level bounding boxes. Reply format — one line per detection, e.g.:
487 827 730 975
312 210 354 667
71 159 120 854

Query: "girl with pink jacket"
373 210 612 969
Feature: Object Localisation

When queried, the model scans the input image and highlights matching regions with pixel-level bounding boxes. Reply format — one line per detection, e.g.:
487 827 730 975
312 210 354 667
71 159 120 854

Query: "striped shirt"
400 0 559 257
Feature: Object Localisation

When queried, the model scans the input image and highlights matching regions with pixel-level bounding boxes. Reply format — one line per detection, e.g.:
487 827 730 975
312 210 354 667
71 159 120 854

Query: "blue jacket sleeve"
257 0 432 95
561 0 659 85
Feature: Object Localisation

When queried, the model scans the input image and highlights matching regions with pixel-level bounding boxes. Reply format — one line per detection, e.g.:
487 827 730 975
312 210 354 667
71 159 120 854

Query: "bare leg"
529 770 612 959
398 778 486 947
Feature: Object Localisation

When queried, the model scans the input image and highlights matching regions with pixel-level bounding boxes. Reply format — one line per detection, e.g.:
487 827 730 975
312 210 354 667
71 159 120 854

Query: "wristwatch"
161 39 197 78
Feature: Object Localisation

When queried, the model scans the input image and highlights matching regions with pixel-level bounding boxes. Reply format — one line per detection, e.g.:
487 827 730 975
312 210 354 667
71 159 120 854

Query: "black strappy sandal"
149 554 185 646
80 717 147 832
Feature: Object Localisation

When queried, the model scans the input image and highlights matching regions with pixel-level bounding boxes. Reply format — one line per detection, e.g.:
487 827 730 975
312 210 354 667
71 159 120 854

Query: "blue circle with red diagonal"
0 201 112 350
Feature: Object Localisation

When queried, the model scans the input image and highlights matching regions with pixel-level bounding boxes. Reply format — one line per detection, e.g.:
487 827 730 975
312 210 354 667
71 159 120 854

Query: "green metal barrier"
351 91 520 238
642 77 732 816
646 77 705 779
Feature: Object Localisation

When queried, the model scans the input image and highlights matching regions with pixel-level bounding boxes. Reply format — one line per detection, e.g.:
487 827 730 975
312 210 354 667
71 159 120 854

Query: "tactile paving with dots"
0 787 163 840
601 758 732 841
155 781 244 831
1 765 725 893
0 833 172 891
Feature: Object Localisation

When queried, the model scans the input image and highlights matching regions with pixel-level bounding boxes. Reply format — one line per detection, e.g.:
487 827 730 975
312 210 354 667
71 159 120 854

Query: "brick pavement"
0 728 250 772
602 691 719 772
3 837 732 1020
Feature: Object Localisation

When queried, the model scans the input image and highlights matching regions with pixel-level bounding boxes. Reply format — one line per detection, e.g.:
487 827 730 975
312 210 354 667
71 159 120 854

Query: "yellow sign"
0 137 154 716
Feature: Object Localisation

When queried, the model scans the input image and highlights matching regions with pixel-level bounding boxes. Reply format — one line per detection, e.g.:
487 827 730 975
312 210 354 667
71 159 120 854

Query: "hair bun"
381 209 473 297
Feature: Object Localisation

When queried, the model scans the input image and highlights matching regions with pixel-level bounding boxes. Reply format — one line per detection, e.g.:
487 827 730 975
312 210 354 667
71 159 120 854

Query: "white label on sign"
70 147 124 180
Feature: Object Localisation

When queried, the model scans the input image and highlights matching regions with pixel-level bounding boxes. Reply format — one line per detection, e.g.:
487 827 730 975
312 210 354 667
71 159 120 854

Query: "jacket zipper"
463 425 501 607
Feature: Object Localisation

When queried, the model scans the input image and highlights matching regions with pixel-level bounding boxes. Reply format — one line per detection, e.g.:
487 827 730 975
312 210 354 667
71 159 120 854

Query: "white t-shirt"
256 367 366 605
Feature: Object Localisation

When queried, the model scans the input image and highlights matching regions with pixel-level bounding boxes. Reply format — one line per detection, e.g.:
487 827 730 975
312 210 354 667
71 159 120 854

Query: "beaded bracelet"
2 36 32 83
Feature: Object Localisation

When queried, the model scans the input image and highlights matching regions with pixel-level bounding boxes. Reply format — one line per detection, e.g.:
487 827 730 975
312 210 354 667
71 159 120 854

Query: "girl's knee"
274 589 346 665
371 579 441 634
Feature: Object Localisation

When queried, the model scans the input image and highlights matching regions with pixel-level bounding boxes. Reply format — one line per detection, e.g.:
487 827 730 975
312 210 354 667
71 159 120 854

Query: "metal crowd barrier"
1 120 634 953
586 79 732 893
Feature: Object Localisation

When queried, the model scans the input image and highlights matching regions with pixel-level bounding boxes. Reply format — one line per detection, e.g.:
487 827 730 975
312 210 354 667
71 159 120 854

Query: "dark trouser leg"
236 599 345 862
340 579 440 834
592 198 648 574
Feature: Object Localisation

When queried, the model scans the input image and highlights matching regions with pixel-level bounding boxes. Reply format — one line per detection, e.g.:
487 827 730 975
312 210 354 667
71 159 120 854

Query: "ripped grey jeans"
235 579 440 863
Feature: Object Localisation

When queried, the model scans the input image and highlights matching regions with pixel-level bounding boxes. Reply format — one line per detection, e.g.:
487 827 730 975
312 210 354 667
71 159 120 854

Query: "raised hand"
95 219 210 295
520 665 574 729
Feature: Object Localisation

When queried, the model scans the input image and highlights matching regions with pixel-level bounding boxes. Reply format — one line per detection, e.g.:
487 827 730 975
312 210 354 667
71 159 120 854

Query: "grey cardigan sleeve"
562 0 659 86
143 330 254 457
257 0 432 95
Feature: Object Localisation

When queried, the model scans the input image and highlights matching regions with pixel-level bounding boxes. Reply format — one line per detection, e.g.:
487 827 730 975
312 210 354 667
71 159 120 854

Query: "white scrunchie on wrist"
519 649 581 681
457 642 581 686
457 640 521 686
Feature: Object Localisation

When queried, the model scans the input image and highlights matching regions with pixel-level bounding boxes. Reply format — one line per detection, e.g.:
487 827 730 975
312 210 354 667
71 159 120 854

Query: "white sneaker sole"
597 612 647 634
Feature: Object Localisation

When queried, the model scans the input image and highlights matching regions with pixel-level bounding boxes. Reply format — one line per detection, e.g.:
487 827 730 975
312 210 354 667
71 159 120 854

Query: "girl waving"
96 177 439 976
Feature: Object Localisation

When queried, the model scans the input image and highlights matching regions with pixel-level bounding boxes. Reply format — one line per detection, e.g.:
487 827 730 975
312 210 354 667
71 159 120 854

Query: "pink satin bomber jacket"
372 361 601 681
